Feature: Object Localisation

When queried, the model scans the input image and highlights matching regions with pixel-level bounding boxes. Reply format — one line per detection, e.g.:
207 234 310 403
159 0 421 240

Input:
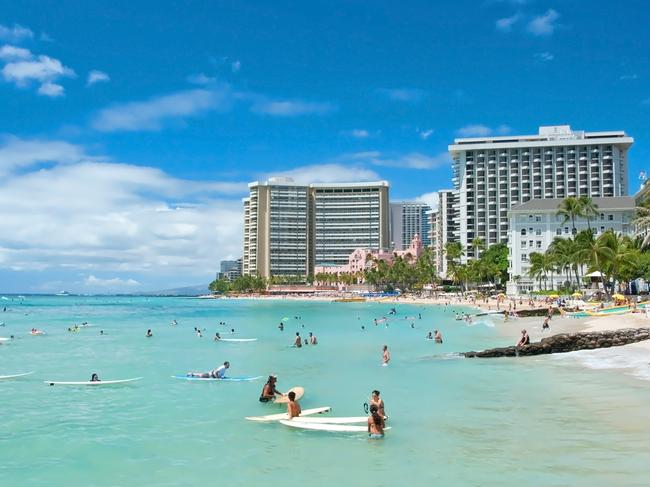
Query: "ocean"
1 296 649 486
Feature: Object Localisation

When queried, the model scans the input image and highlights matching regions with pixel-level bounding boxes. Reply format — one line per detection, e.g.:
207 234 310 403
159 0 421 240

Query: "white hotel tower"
448 125 633 258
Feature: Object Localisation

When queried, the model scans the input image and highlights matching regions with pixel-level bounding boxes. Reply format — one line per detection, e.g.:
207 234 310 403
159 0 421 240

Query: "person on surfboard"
259 375 283 402
187 361 229 379
90 373 100 382
287 390 301 419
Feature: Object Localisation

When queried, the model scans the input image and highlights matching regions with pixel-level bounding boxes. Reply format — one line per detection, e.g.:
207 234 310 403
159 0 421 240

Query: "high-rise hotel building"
242 178 389 278
390 201 432 250
448 125 633 258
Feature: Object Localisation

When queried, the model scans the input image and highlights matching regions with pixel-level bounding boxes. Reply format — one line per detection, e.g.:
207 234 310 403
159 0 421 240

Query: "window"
556 228 562 235
528 214 534 220
535 215 542 222
529 240 534 247
521 229 527 236
521 254 528 262
564 227 569 234
535 229 542 236
529 228 533 234
600 226 605 233
572 228 577 235
536 241 542 249
521 241 527 248
600 213 605 220
608 214 613 221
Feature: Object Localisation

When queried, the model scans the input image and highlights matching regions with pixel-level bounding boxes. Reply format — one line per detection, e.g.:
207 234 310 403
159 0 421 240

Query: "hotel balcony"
533 158 541 163
603 155 612 160
579 156 588 161
556 157 564 162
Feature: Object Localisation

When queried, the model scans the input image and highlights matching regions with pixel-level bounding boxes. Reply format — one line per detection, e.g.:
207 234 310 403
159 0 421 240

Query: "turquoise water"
1 296 650 486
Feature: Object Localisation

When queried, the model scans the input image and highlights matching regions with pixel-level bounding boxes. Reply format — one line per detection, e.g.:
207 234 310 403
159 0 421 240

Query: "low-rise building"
506 197 635 294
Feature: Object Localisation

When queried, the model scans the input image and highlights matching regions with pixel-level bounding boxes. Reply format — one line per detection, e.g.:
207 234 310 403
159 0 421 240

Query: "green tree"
208 278 231 294
578 196 599 232
557 197 583 234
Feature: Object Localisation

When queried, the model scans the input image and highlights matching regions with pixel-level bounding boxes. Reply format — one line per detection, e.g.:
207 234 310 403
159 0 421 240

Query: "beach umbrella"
571 292 582 298
612 294 625 300
549 294 559 299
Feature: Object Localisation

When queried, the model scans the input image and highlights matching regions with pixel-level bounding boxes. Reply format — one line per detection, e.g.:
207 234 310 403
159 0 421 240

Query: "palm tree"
578 196 599 232
528 252 545 290
557 197 583 234
471 237 485 260
573 230 615 297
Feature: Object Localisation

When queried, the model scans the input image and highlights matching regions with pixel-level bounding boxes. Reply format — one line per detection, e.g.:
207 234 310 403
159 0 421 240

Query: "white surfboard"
246 406 331 422
0 337 10 342
280 420 391 433
45 377 142 386
218 338 257 342
274 386 304 404
284 416 368 424
0 371 33 380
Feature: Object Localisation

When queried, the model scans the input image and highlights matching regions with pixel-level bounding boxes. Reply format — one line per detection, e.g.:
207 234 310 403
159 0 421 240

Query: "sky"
1 0 649 293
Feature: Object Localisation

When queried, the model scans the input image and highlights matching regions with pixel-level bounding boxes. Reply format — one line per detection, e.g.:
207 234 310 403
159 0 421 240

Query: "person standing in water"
293 332 302 348
287 391 302 419
278 322 284 331
214 332 221 341
370 390 386 418
309 332 318 345
145 329 153 337
434 329 443 343
382 345 390 365
90 373 100 382
367 404 385 439
259 375 283 402
426 331 433 340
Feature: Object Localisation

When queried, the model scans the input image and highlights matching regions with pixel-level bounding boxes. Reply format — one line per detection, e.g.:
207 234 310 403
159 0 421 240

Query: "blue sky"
1 0 649 293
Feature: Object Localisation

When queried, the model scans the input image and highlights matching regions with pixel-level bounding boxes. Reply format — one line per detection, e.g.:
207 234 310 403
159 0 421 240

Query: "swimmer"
309 332 318 345
293 332 302 348
434 329 443 344
214 332 221 341
278 322 284 331
370 389 386 418
259 375 282 402
426 331 433 340
410 323 414 329
287 391 301 419
367 404 385 439
382 345 390 365
145 329 153 337
90 373 100 382
196 329 203 338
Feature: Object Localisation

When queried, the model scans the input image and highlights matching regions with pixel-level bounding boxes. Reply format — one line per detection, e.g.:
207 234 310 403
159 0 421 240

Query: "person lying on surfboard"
90 373 100 382
187 361 229 379
259 375 283 402
287 391 301 419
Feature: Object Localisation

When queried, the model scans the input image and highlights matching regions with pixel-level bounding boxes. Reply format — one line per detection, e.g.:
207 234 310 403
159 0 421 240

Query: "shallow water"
1 296 649 486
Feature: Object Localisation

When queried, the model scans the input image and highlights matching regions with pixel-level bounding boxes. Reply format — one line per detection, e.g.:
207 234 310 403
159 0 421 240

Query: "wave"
554 347 650 382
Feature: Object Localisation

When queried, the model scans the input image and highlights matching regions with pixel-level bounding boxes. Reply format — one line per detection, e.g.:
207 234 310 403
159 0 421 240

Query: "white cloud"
84 275 140 288
0 23 33 43
91 88 232 132
377 88 426 103
343 151 451 170
415 191 439 211
456 124 511 137
187 73 216 85
341 129 371 138
535 51 554 61
1 52 75 96
418 128 434 140
0 136 88 176
250 98 335 116
231 60 241 73
38 81 64 97
0 44 32 61
0 138 247 277
527 9 560 36
496 14 520 32
268 163 380 184
86 70 110 86
620 74 638 81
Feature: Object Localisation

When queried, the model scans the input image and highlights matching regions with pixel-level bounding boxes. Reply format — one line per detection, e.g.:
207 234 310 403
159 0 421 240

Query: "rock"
463 328 650 358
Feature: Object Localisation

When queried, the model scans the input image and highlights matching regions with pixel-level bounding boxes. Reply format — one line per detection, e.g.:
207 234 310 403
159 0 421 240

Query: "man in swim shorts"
370 389 386 418
187 361 229 379
293 332 302 348
309 332 317 345
259 375 282 402
287 391 301 419
367 404 385 439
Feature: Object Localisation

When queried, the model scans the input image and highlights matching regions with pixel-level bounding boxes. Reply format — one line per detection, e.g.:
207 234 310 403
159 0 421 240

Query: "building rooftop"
510 197 635 213
449 125 633 152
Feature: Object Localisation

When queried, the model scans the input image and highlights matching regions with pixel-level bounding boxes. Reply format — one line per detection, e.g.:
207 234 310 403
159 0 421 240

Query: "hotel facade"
448 125 633 260
389 201 431 250
242 178 389 279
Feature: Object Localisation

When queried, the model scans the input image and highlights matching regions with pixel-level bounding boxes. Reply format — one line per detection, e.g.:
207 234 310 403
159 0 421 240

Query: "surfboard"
44 377 142 386
30 331 45 335
245 406 332 422
284 416 368 424
273 386 304 404
279 420 391 433
218 338 257 342
0 371 33 380
0 337 10 342
172 375 262 382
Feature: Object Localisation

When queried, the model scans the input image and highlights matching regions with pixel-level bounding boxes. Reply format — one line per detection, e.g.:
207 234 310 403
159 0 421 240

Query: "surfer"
293 332 302 348
426 331 433 340
287 391 302 419
367 404 385 439
309 332 318 345
516 329 530 347
145 329 153 337
434 330 443 343
90 373 100 382
171 319 178 326
259 375 283 402
382 345 390 366
187 361 229 379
